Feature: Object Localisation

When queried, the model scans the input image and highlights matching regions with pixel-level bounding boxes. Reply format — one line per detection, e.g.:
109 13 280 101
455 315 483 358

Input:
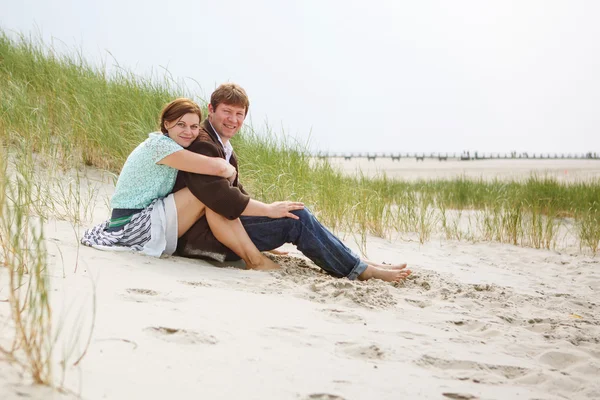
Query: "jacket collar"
201 118 237 165
202 118 222 148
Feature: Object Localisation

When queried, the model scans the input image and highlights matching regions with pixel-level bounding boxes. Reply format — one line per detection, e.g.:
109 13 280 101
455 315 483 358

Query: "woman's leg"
172 188 278 270
172 187 207 237
206 209 279 270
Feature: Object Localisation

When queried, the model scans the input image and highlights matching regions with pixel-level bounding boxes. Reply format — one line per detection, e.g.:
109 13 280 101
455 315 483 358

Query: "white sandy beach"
1 162 599 400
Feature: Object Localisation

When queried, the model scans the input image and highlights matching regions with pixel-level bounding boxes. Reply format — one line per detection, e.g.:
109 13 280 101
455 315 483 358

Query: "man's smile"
208 102 247 142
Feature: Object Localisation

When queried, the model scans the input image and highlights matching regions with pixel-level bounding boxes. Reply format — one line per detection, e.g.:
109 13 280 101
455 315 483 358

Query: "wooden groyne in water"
314 151 600 162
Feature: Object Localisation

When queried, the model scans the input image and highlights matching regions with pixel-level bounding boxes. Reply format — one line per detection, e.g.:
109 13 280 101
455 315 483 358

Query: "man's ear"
208 103 214 115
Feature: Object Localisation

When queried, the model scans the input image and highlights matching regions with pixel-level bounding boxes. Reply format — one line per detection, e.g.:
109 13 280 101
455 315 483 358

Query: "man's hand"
266 201 305 219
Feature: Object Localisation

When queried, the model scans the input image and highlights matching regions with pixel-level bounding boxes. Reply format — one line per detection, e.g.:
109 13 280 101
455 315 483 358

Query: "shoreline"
320 158 600 182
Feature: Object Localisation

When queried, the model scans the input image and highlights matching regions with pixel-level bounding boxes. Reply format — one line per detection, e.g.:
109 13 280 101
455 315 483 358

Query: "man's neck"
208 118 229 146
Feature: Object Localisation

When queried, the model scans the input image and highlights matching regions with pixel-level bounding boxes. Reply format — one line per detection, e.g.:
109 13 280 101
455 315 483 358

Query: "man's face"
208 103 246 142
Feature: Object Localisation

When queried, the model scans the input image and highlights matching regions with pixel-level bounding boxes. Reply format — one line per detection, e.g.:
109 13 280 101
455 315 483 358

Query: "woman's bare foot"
246 254 281 271
363 259 408 271
358 265 411 282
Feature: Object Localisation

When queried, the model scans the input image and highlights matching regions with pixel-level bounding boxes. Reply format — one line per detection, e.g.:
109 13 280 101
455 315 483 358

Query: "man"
172 83 410 282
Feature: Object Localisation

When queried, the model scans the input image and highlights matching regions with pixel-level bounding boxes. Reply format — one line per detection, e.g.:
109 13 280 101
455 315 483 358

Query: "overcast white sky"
1 0 598 154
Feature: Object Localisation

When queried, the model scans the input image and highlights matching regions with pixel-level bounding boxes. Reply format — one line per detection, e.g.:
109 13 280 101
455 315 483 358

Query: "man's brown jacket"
172 119 249 261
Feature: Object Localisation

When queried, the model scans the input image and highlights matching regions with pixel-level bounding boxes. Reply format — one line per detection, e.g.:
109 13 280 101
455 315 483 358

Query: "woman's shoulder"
145 131 170 143
140 132 181 152
146 131 179 145
136 132 183 164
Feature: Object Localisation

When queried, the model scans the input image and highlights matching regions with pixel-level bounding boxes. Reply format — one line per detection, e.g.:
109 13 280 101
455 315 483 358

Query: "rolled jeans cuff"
346 260 368 280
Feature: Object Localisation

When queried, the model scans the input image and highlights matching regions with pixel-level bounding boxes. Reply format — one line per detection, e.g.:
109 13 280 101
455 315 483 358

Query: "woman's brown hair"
159 98 203 134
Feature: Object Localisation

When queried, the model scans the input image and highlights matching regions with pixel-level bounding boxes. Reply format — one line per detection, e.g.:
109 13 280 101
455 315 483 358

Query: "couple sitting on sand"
82 83 411 282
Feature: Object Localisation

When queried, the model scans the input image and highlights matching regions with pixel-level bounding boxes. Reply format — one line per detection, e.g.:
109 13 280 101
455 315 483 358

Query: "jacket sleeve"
237 182 249 196
182 140 250 220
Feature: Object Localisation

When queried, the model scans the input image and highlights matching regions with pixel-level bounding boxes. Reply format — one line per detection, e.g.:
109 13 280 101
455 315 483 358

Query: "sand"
1 163 599 400
326 158 600 182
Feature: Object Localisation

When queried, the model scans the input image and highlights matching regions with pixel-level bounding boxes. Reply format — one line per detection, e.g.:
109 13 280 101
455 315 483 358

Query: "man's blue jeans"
225 208 368 280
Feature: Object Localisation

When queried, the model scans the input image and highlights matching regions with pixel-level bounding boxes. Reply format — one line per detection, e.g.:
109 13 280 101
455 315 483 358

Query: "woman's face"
165 112 200 148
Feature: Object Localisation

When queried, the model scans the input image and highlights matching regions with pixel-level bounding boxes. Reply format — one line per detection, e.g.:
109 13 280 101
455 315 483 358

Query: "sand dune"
1 164 599 400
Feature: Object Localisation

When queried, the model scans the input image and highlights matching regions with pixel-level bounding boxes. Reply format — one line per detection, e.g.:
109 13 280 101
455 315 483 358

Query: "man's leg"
363 259 409 270
231 208 410 281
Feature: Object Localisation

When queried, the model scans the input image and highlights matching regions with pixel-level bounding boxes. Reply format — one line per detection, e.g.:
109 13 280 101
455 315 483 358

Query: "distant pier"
314 151 600 162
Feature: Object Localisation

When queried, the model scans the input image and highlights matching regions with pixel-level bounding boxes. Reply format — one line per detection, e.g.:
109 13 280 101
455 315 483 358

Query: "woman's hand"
227 169 237 183
266 201 305 219
217 159 236 179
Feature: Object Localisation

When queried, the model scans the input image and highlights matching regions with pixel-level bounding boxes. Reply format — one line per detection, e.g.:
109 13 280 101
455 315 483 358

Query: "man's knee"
291 208 312 220
291 208 318 226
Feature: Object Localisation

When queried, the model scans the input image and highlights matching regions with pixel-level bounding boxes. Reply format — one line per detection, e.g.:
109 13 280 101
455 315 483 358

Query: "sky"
1 0 598 155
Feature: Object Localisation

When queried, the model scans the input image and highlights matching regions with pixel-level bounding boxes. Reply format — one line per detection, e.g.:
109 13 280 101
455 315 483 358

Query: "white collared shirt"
209 120 233 162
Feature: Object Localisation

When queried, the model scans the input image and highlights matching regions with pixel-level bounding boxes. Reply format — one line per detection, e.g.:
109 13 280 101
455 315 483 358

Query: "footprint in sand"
496 314 518 325
305 279 397 309
305 394 345 400
335 342 387 361
178 280 212 288
442 393 479 400
471 284 495 292
123 288 160 302
448 319 490 333
124 288 186 303
404 298 431 308
393 330 427 340
267 326 307 334
145 326 218 345
415 355 530 380
538 350 582 370
524 319 555 334
322 308 365 323
126 288 159 296
266 326 325 347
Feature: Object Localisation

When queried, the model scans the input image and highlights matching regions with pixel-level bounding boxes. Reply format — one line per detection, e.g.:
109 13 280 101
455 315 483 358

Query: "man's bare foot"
358 265 411 282
268 248 289 256
362 259 408 270
246 254 281 271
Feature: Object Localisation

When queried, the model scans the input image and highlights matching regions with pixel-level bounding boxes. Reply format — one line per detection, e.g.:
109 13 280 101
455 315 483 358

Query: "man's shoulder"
196 125 215 143
187 126 222 156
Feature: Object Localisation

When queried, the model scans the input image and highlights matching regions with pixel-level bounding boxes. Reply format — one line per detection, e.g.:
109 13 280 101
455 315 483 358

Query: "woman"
81 98 278 270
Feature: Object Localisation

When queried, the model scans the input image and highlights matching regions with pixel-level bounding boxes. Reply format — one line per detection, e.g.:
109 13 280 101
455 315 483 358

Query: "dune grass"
1 29 599 256
1 142 53 384
1 140 101 388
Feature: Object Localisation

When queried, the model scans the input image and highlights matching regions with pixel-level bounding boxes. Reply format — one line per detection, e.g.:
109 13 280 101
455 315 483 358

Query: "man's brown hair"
210 83 250 115
159 98 203 134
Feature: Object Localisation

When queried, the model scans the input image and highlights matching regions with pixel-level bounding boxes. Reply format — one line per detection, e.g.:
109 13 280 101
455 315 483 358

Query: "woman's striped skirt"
81 194 178 257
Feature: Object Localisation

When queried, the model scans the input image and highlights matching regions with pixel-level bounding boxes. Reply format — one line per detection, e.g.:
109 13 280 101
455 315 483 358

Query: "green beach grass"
1 30 599 255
